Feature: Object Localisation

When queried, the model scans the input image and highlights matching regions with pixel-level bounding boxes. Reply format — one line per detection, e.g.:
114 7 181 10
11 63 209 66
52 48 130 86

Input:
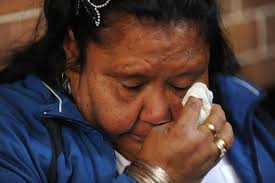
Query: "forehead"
102 17 206 52
88 16 209 74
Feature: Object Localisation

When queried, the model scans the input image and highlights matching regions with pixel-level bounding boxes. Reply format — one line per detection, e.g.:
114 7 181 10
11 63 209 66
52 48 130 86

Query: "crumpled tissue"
181 82 213 126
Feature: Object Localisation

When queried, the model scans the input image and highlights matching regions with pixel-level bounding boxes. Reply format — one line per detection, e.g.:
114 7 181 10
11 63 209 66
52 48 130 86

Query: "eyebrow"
107 70 149 80
172 60 208 78
173 69 203 78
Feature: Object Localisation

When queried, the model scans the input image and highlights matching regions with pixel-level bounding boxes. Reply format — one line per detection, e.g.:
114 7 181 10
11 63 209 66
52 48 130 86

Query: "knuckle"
200 125 212 139
227 136 234 147
212 104 221 112
219 112 226 123
226 122 233 134
211 104 221 111
212 104 226 122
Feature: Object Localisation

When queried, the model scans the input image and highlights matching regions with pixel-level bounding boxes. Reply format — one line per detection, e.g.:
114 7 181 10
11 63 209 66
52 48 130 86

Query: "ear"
64 30 79 61
64 30 81 93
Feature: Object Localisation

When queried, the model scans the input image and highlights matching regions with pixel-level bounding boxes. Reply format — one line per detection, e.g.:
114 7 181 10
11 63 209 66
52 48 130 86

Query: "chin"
113 134 144 161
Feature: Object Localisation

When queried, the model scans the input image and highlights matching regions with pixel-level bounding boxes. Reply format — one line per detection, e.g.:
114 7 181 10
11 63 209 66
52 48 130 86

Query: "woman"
0 0 274 182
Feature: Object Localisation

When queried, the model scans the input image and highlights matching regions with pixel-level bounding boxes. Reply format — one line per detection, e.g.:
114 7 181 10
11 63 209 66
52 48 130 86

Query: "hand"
137 97 234 183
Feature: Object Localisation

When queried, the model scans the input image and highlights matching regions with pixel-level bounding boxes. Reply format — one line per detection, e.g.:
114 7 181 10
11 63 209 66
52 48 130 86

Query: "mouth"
130 134 145 142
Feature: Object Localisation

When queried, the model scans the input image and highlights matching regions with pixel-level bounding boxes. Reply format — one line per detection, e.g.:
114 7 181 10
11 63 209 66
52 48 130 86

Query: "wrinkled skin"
65 16 234 183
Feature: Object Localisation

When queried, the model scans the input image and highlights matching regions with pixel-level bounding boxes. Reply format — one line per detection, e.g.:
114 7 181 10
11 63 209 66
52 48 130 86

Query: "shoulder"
0 75 52 182
214 74 261 100
0 75 117 182
213 74 263 128
0 74 53 143
0 75 53 125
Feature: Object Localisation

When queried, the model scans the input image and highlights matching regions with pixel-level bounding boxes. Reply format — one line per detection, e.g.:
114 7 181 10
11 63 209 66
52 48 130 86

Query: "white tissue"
181 82 213 126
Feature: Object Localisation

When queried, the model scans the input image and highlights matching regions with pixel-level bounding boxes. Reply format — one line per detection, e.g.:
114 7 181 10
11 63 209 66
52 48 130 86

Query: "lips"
130 134 146 142
128 121 154 142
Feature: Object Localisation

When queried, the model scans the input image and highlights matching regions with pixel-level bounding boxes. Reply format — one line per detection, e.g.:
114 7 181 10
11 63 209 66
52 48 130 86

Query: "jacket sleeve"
113 174 137 183
253 107 275 183
0 167 29 183
0 116 45 183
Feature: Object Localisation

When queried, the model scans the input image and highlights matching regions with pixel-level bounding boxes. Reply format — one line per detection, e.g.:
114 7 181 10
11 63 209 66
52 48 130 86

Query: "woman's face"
67 17 210 160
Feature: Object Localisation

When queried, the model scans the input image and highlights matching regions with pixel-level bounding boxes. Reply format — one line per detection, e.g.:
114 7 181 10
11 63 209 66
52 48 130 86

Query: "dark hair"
0 0 240 92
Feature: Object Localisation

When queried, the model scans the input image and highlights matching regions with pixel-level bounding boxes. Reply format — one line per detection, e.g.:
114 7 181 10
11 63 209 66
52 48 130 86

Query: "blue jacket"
0 75 274 183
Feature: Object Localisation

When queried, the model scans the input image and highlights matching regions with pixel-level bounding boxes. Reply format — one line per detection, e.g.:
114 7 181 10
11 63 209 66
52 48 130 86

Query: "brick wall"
221 0 275 87
0 0 41 69
0 0 275 88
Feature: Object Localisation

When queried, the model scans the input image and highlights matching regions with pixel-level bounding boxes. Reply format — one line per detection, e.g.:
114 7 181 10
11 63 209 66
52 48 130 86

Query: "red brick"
0 0 42 15
219 1 231 15
240 59 275 87
242 0 275 9
0 19 39 47
267 15 275 45
0 18 39 66
226 21 258 54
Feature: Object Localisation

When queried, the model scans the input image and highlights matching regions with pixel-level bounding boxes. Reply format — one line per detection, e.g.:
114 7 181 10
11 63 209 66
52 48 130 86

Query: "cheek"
197 69 209 86
89 78 142 135
168 91 184 121
169 70 209 120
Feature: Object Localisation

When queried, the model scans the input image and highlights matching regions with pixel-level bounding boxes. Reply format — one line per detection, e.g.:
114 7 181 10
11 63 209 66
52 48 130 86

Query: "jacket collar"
23 75 96 131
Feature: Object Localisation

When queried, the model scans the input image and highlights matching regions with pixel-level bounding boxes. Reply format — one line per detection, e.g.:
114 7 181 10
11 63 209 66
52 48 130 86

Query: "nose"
139 90 171 125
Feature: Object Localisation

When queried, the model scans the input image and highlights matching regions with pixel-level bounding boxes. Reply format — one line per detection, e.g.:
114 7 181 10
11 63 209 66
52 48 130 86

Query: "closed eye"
171 84 188 90
122 83 144 91
169 84 190 93
173 86 186 90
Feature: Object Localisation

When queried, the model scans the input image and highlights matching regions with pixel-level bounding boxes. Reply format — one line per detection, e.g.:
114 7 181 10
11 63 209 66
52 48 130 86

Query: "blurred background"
0 0 274 115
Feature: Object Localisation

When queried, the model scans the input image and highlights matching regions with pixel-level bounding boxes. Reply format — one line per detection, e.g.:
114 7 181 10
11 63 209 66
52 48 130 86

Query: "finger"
196 122 234 173
187 136 219 178
215 122 234 150
175 96 202 129
206 122 234 164
197 142 221 178
198 104 227 140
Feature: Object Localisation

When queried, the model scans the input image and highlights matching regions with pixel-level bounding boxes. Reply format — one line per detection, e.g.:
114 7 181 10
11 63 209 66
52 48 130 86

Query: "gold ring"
206 123 216 137
214 138 227 158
